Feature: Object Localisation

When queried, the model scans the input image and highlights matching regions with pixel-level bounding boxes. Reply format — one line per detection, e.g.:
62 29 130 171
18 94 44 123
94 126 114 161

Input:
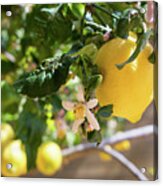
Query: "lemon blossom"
62 86 100 133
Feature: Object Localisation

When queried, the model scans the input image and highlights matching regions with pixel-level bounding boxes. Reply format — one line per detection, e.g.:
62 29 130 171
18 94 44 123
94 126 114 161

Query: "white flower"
62 86 100 133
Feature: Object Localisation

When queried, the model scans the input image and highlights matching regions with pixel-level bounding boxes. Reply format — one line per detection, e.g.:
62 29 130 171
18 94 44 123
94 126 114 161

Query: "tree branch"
62 125 155 180
62 125 155 156
100 146 148 181
99 125 155 147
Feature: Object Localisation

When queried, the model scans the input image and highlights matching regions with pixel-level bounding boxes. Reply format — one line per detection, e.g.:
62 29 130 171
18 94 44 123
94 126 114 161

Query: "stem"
93 4 120 20
85 21 112 32
80 8 87 42
94 11 106 25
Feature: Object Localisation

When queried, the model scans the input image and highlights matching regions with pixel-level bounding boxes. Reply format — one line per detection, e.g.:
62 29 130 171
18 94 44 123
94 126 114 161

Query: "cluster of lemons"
1 123 62 177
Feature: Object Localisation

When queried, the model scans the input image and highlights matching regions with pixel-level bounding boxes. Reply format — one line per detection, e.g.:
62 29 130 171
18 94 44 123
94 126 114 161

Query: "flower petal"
86 99 98 109
86 108 100 131
76 85 85 102
72 118 85 133
62 101 75 111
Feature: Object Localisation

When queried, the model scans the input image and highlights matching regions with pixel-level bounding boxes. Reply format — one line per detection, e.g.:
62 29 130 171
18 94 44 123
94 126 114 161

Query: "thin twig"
92 4 120 19
85 21 112 33
100 146 148 181
99 125 155 147
62 142 96 156
80 8 87 42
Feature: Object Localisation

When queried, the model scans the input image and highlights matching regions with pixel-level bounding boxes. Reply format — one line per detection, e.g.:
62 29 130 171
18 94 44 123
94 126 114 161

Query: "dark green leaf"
116 30 153 69
75 53 101 100
92 4 117 29
129 16 144 34
15 111 46 170
117 18 129 39
109 2 132 11
148 52 156 64
2 82 20 114
97 104 113 118
86 74 103 99
87 130 102 143
14 55 75 98
1 60 16 75
23 5 73 59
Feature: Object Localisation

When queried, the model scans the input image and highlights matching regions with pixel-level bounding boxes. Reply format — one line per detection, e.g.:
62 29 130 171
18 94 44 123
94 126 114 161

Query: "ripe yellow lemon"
2 140 27 177
95 33 153 123
36 141 62 176
113 140 131 151
99 145 112 162
1 123 15 149
99 152 112 161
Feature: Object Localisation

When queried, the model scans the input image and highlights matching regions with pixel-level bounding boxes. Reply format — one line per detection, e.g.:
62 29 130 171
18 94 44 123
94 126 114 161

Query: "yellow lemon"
113 140 131 151
1 123 15 149
2 140 27 177
99 152 112 161
36 141 62 176
95 33 153 123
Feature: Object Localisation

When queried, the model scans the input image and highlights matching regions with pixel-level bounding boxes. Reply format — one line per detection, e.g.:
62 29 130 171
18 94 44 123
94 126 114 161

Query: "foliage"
1 2 154 173
116 30 153 69
14 55 76 98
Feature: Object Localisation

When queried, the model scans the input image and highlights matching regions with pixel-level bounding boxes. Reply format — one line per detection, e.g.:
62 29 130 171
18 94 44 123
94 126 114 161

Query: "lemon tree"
1 2 157 177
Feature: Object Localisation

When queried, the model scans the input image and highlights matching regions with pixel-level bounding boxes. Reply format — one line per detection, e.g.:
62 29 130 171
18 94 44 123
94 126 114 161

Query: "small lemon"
95 33 153 123
113 140 131 151
2 140 27 177
1 123 15 148
99 152 112 161
36 141 62 176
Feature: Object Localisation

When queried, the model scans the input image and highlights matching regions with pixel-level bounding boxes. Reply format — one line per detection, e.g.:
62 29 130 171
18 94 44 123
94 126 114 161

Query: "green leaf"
116 30 153 70
2 82 20 114
74 53 101 100
1 57 16 75
14 55 75 98
148 52 156 64
87 130 102 144
86 74 103 99
73 43 98 61
109 2 132 11
117 18 129 39
15 111 46 170
97 104 113 118
23 5 73 59
68 3 85 18
129 16 144 34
